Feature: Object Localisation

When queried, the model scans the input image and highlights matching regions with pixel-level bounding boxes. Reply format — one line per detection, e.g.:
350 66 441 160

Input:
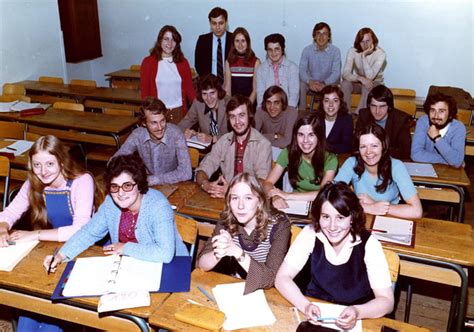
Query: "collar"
229 127 253 144
439 122 450 137
314 42 330 52
213 31 227 42
265 56 287 67
315 230 362 250
143 126 169 145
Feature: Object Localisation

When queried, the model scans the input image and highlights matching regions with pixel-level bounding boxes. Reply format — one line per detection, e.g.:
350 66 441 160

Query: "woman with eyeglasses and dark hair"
44 152 188 272
276 182 393 330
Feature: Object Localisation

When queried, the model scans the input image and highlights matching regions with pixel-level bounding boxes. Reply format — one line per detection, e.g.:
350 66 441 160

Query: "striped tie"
217 38 223 84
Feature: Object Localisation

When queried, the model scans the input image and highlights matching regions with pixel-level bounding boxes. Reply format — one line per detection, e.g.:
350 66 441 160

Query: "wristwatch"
237 250 246 262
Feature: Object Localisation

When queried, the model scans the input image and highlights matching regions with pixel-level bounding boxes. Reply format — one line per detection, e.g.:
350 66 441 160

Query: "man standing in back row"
195 7 233 84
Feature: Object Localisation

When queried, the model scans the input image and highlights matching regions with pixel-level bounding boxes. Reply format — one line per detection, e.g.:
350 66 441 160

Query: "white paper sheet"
404 162 438 178
311 302 362 331
212 282 276 330
186 136 210 150
0 140 34 156
0 240 40 272
372 216 414 246
280 200 311 216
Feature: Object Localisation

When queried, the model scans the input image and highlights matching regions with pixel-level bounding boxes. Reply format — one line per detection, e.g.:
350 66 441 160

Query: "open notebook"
0 101 42 112
212 282 276 330
371 216 415 247
0 240 40 272
186 136 210 150
280 200 311 216
62 255 163 297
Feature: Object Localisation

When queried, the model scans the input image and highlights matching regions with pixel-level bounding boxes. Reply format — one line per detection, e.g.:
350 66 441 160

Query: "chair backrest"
53 101 84 112
84 99 141 113
0 95 31 103
111 80 140 90
456 108 472 125
69 79 97 88
290 225 302 244
25 132 42 141
38 76 64 84
103 108 135 117
0 156 11 209
390 88 416 97
130 64 141 71
394 99 416 117
351 94 361 110
175 214 198 257
2 83 26 96
383 249 400 284
0 121 25 140
27 125 117 146
188 147 200 169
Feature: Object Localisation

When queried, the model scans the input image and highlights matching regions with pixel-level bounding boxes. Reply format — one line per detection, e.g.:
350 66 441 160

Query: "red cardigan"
140 54 196 113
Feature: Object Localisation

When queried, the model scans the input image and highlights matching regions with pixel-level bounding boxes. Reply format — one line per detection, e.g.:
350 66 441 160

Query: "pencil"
197 285 216 303
47 247 59 275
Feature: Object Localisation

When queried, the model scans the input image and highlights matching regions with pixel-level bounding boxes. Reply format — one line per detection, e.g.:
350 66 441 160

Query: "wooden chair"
2 83 26 96
53 101 84 112
25 132 42 141
390 88 416 98
103 108 135 117
290 225 302 244
188 147 200 169
0 121 25 140
130 64 141 71
456 108 472 125
111 80 140 90
351 94 362 111
69 79 97 88
38 76 64 84
383 249 400 285
84 100 140 114
175 214 198 258
0 156 11 210
394 99 417 117
0 95 31 103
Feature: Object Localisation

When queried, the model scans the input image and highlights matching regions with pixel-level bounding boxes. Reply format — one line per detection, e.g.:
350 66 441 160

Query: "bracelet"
430 134 441 142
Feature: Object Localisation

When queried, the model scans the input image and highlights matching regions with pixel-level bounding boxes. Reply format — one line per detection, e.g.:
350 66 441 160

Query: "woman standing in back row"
141 25 196 123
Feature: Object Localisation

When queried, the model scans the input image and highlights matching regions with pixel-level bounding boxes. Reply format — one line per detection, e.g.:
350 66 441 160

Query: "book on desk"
52 254 191 300
370 216 416 247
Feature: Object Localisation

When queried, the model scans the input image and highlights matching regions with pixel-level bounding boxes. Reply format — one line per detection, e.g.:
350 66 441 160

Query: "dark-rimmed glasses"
110 182 137 193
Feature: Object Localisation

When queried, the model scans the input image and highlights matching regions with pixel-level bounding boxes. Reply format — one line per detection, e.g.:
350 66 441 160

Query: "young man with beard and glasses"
112 97 192 185
196 95 272 198
355 85 411 159
195 7 233 83
411 93 466 168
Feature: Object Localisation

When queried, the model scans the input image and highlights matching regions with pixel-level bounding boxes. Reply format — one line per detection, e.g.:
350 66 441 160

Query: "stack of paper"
371 216 415 246
0 240 40 272
212 282 276 330
311 302 362 331
0 140 34 156
0 101 41 112
63 255 163 297
186 136 210 150
280 200 311 216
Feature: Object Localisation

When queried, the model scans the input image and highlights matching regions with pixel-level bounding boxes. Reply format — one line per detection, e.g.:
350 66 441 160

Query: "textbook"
52 255 191 299
280 200 311 216
371 216 416 247
0 240 40 272
186 136 210 150
212 282 276 330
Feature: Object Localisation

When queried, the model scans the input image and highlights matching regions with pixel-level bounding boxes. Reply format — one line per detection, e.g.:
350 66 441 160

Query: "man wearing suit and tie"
194 7 233 84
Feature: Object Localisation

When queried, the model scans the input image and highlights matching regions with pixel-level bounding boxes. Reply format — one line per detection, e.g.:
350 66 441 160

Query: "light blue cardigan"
60 189 188 263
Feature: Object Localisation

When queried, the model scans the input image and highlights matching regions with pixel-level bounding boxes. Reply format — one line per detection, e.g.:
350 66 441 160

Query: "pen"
197 285 216 303
368 229 387 233
47 247 59 275
6 147 16 151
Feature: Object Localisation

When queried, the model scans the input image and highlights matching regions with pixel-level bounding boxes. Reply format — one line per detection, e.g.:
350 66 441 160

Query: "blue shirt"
334 157 417 204
212 32 227 76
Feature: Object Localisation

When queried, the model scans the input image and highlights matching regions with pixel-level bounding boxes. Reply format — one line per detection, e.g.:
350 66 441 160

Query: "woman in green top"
263 113 337 209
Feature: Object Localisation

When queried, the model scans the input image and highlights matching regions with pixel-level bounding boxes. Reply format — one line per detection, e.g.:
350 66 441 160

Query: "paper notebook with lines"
371 216 415 247
62 254 163 297
0 240 39 272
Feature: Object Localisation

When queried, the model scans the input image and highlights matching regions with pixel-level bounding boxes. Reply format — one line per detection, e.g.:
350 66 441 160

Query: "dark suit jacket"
322 112 353 154
194 31 233 77
355 108 412 160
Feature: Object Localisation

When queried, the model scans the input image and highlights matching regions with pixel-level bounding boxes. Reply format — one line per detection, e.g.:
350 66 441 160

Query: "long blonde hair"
27 136 87 229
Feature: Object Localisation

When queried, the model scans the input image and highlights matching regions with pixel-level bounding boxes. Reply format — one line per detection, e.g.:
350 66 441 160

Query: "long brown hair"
227 27 256 66
150 25 185 62
220 173 275 243
27 135 100 229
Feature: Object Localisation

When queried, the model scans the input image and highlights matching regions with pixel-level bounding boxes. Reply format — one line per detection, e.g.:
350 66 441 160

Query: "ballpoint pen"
47 247 59 275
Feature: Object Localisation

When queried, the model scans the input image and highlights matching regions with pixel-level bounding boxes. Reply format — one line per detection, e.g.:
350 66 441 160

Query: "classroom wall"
1 0 472 98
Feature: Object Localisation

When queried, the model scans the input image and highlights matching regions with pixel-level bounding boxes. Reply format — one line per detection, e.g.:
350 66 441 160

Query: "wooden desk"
0 109 138 148
149 269 430 331
0 140 29 181
16 80 142 105
0 242 169 331
105 69 140 87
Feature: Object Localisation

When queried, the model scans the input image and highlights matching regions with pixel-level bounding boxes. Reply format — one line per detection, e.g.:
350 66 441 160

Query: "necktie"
217 38 223 84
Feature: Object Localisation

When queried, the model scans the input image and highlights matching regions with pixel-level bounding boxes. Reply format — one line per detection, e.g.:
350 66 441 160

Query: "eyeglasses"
110 182 137 193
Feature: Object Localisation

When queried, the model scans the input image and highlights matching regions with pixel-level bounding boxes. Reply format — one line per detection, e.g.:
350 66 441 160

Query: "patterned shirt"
112 124 192 185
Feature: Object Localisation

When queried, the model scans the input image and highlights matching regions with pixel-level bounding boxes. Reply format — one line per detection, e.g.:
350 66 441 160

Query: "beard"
429 117 451 130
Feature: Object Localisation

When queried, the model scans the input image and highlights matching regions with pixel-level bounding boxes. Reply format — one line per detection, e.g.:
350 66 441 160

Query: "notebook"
212 282 276 330
0 240 40 272
280 200 311 216
186 136 210 150
0 140 34 156
0 101 41 112
404 162 438 178
311 302 362 331
371 216 416 247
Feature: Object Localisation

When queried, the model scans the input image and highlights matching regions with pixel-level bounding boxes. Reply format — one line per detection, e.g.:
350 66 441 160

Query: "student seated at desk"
335 124 422 219
197 173 291 294
0 135 96 247
44 152 188 272
178 74 229 144
275 182 394 330
263 113 337 209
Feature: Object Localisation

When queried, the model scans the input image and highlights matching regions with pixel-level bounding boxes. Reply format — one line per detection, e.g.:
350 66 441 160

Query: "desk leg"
399 254 468 332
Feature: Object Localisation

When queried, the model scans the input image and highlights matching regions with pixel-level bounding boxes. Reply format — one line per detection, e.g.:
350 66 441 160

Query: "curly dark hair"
311 181 366 242
220 173 275 243
354 123 392 193
423 93 458 119
317 85 349 116
196 74 226 102
105 152 149 195
288 113 327 188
